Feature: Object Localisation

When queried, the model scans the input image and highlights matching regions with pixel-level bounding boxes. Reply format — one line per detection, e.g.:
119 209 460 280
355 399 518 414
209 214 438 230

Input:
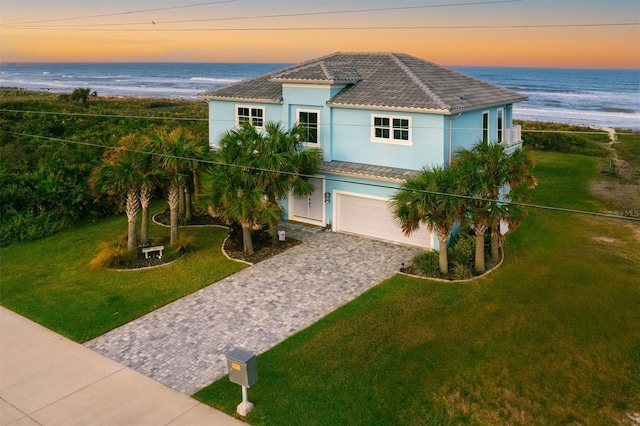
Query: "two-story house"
201 52 527 249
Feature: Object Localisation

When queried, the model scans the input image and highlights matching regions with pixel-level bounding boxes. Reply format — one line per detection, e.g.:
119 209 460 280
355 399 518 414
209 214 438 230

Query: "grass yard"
194 151 640 425
0 205 245 342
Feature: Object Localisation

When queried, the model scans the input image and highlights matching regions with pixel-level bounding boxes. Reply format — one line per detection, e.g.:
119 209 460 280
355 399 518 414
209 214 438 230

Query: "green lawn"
0 205 245 342
195 152 640 425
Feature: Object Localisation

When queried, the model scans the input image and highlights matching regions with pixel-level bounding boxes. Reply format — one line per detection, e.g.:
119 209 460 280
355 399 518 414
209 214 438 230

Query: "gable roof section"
200 52 527 113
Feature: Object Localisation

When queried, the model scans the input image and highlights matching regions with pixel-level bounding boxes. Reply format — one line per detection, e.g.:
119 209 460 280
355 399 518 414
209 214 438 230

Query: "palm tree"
90 147 142 251
391 165 466 274
204 124 280 255
152 128 205 245
255 122 323 244
455 141 536 272
118 133 162 246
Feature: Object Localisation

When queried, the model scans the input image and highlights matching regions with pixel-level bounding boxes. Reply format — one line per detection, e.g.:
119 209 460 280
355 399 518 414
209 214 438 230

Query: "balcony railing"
503 125 523 148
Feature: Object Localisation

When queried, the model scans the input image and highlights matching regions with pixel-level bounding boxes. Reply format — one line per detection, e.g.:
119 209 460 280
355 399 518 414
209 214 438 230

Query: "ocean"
1 62 638 129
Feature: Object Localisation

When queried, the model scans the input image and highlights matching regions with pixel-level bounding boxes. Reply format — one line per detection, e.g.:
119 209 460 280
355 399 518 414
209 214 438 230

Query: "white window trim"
296 108 320 146
370 114 412 146
482 110 490 144
235 105 265 130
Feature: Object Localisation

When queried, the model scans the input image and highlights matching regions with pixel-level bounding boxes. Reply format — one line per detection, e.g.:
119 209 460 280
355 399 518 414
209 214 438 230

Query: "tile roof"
200 52 527 113
320 160 419 182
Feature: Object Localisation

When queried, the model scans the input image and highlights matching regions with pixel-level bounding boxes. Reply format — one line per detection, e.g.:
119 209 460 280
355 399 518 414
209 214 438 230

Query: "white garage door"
335 192 432 248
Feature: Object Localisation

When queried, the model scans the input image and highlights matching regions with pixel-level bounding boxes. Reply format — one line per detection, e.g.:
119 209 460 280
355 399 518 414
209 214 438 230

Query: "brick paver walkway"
85 223 421 395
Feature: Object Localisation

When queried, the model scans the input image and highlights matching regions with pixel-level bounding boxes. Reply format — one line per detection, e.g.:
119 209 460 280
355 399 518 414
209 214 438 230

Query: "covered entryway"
334 191 433 248
289 177 324 225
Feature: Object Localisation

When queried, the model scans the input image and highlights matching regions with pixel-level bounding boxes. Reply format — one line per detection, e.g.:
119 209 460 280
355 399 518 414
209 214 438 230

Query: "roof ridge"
319 61 332 80
389 53 449 110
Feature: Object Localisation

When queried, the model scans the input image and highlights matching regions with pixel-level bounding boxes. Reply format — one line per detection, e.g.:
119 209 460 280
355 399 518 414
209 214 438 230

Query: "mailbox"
226 348 258 388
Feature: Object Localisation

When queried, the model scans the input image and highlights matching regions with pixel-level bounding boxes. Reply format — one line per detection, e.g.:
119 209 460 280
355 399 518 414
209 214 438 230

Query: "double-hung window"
371 114 411 145
236 106 264 129
298 110 319 144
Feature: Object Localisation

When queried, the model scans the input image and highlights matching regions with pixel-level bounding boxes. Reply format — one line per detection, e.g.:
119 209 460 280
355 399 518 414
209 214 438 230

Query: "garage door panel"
336 193 431 248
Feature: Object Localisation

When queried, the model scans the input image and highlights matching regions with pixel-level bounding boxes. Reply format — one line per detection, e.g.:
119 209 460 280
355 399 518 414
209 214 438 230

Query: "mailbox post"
226 348 258 416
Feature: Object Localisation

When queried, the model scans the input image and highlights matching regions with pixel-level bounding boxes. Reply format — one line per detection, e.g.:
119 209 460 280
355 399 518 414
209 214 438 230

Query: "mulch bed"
153 208 301 264
223 224 302 264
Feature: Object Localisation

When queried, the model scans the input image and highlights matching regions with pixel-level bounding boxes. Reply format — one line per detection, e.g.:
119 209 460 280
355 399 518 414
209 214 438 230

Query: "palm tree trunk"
125 188 139 251
185 189 192 223
490 222 501 262
474 223 487 273
139 185 151 245
192 169 200 205
268 195 279 245
168 185 180 244
241 222 254 255
178 186 186 218
436 230 450 274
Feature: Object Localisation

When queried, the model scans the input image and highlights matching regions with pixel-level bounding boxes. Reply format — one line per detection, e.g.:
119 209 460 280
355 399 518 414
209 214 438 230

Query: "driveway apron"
85 224 422 395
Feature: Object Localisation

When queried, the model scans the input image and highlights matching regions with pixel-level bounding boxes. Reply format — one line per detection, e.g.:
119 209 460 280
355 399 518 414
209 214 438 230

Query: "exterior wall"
281 84 342 162
207 100 282 147
449 104 516 161
281 173 439 250
330 108 446 169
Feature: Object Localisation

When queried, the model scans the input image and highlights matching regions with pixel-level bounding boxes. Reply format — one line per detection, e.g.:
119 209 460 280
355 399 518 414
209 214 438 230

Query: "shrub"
412 250 440 277
89 235 136 269
166 235 194 261
452 262 473 280
448 232 475 268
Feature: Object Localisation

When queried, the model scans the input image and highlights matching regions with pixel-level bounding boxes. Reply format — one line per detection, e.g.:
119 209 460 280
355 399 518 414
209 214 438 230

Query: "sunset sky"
1 0 638 68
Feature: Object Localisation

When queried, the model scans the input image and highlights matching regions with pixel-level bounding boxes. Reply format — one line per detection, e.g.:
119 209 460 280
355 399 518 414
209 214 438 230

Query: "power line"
4 108 636 135
1 0 238 26
3 108 638 135
5 130 638 223
5 22 638 32
1 0 520 28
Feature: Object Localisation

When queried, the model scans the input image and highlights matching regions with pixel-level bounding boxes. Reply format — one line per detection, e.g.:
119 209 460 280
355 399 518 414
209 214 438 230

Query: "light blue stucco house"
201 52 527 249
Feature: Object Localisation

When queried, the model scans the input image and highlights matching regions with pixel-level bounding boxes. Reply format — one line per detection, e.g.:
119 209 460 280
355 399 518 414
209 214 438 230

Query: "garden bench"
141 245 164 259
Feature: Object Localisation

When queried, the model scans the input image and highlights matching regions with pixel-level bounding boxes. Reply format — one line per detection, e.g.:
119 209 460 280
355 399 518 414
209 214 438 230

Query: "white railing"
503 125 522 148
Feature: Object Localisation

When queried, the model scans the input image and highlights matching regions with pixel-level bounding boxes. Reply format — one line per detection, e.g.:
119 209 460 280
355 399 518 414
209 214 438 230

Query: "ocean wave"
190 77 240 83
515 106 640 129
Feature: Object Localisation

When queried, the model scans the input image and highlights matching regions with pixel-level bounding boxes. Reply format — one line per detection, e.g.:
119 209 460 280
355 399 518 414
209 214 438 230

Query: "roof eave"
326 102 452 115
319 168 410 183
200 96 283 104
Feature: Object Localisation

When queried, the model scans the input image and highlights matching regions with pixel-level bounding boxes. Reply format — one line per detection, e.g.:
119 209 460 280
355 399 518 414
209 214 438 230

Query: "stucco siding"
330 108 445 170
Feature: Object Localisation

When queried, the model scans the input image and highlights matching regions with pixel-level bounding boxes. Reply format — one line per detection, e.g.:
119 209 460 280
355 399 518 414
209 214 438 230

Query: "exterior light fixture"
324 192 331 203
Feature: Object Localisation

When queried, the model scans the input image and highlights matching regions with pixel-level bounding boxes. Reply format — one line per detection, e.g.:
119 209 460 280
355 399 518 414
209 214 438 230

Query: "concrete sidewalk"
0 307 244 426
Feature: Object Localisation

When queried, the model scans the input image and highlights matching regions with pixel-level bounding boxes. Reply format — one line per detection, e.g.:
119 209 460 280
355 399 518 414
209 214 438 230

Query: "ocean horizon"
1 62 638 130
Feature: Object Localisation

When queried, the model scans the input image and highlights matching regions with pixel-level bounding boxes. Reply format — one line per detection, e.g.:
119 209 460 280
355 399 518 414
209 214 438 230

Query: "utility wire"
1 0 519 28
5 130 638 222
5 22 638 31
1 0 238 26
2 108 636 135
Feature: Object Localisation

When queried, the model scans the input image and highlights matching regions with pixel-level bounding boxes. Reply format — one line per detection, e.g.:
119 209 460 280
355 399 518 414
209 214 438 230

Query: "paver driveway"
85 224 422 395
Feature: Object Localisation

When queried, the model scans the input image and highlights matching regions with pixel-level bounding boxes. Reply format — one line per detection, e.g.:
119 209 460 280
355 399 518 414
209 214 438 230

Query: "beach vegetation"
70 87 93 105
518 120 610 156
0 88 207 247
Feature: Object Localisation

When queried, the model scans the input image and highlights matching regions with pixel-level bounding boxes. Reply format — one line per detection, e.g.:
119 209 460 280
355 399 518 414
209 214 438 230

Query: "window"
298 110 319 144
236 106 264 129
371 115 412 144
497 108 504 143
482 111 490 143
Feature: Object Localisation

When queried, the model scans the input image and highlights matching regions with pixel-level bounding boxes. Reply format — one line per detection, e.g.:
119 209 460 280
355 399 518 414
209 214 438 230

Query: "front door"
291 177 324 224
